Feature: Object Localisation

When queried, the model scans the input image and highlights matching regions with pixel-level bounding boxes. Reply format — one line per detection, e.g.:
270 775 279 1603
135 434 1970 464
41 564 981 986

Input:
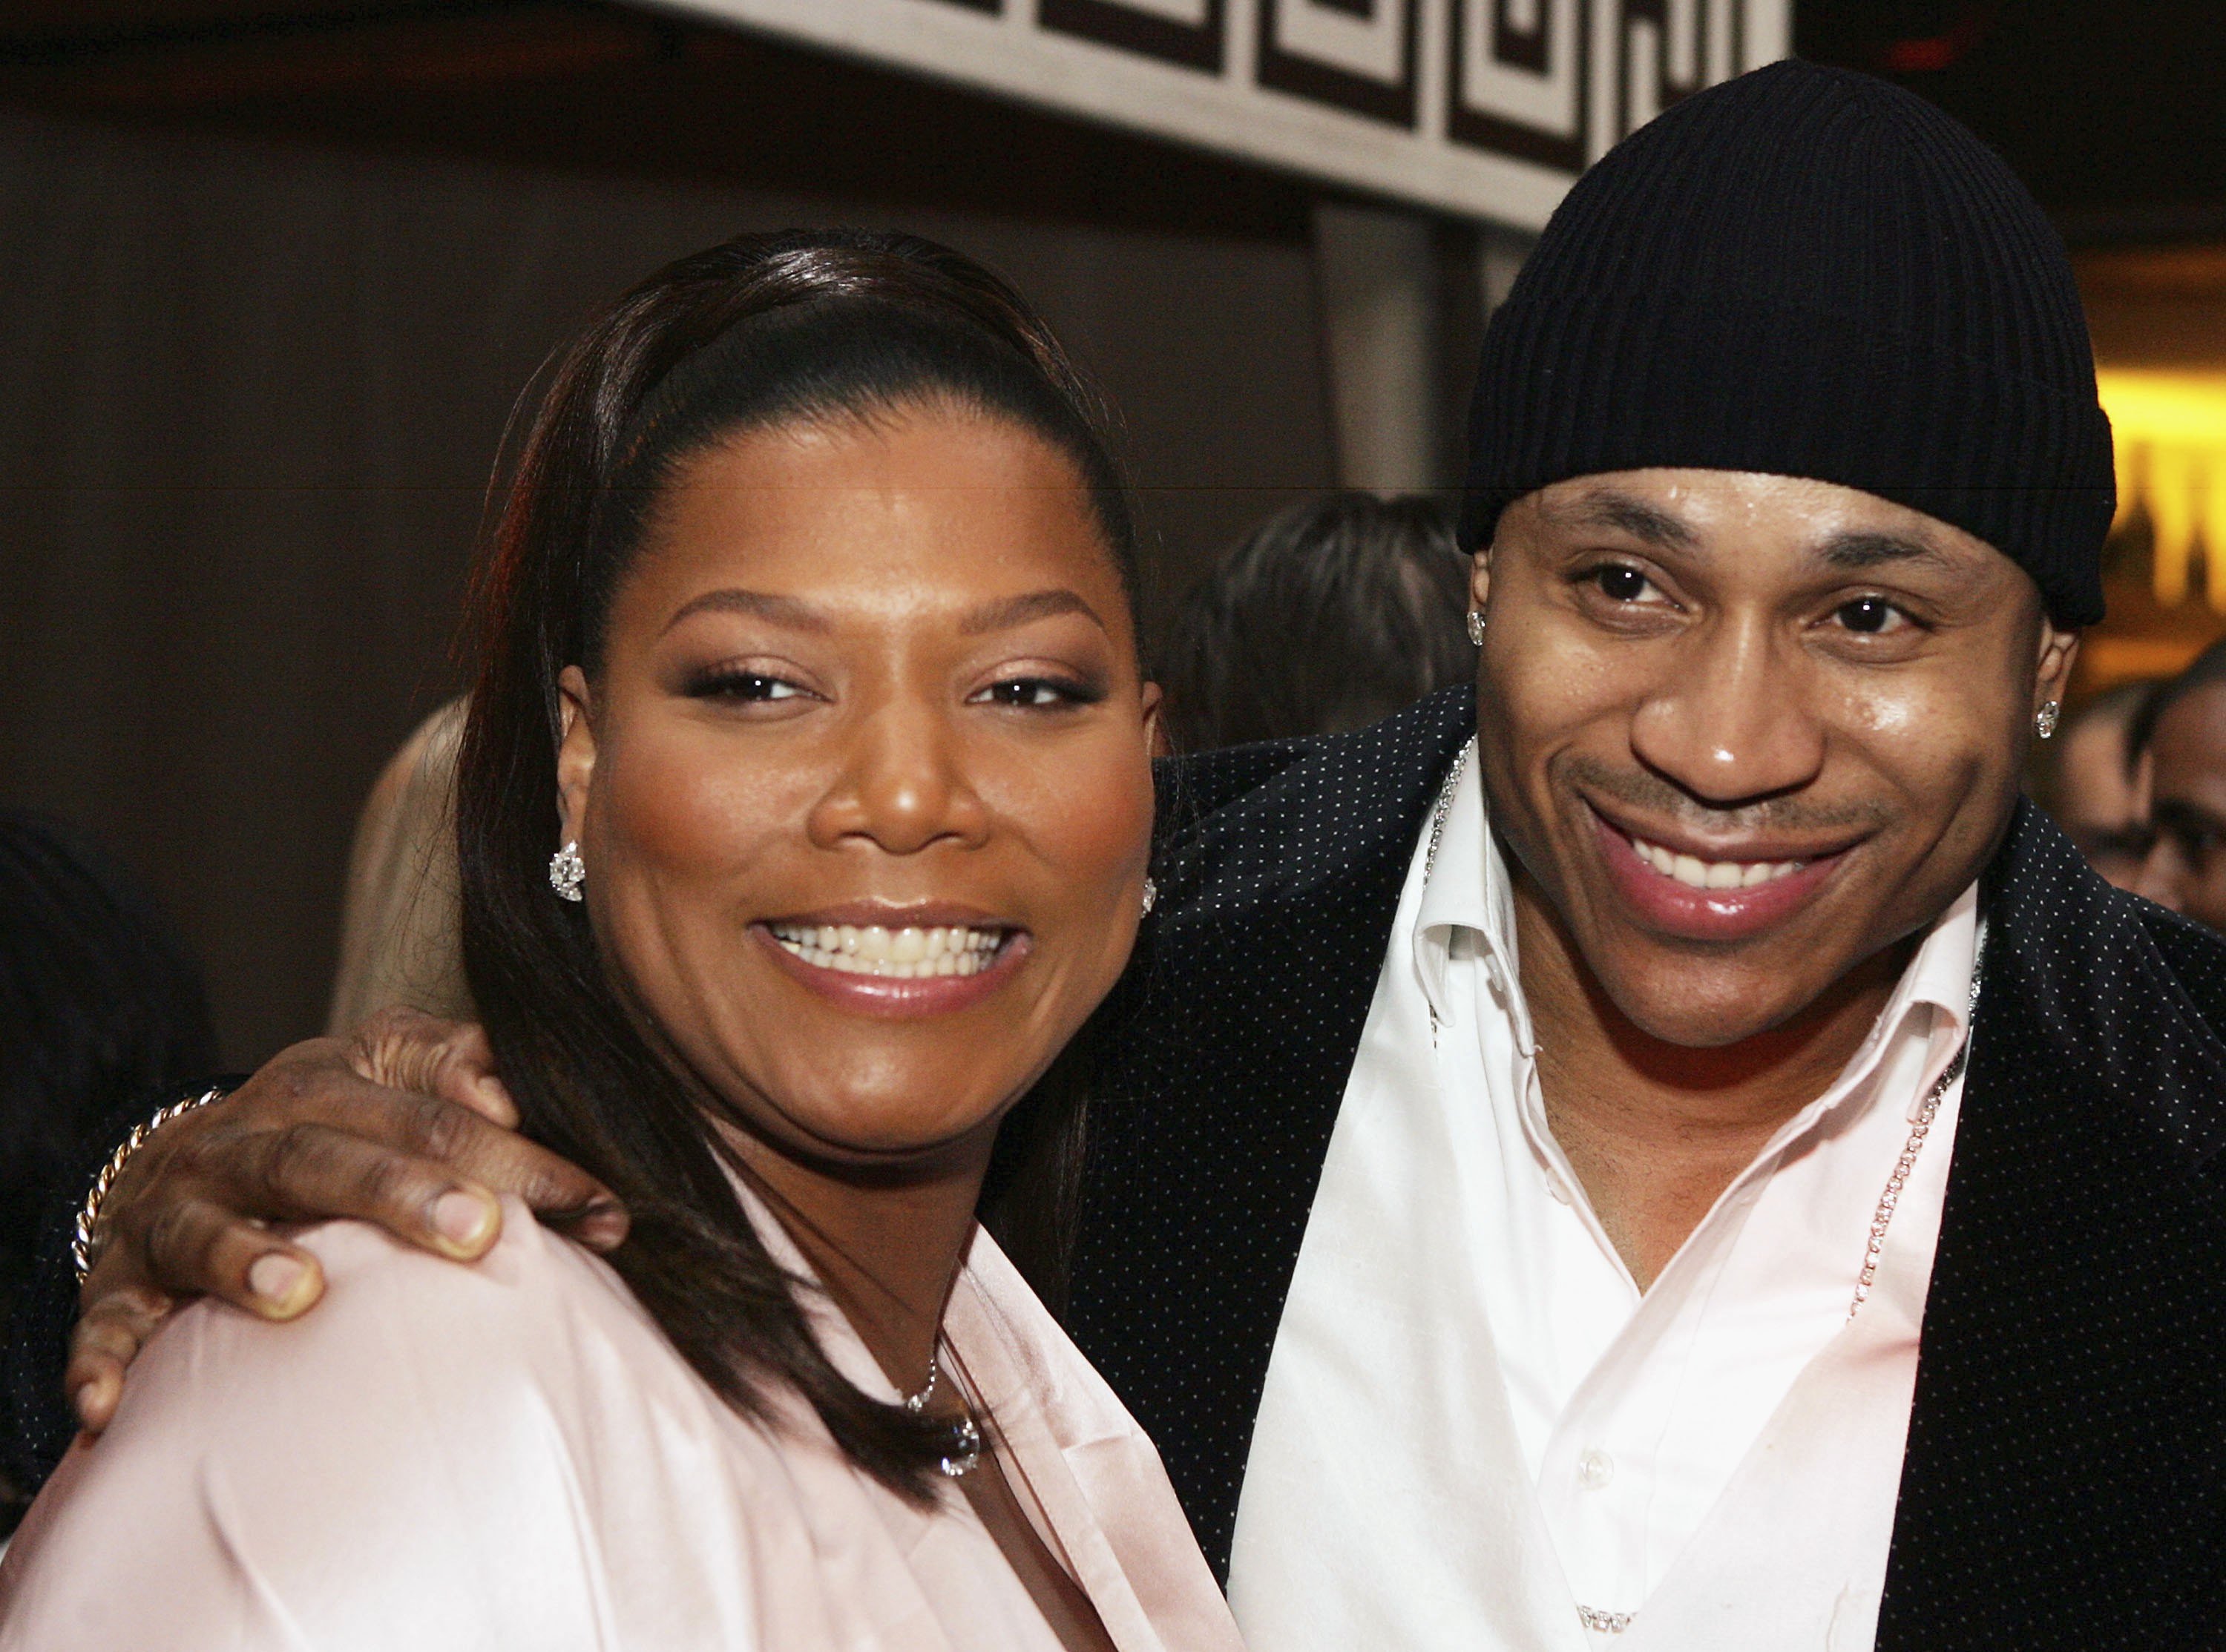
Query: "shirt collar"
1842 878 1981 1123
1410 739 1983 1110
1414 743 1534 1053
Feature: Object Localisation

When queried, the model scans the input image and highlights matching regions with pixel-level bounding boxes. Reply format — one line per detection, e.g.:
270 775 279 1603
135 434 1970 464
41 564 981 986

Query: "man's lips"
1586 805 1856 943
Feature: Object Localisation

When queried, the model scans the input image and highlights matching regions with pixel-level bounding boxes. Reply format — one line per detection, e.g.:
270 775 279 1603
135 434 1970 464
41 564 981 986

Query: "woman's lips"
1589 808 1851 942
769 918 1005 979
752 918 1028 1018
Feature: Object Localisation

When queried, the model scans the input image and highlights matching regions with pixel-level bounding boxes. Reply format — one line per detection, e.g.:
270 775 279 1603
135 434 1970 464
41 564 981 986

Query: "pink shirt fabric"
0 1194 1243 1652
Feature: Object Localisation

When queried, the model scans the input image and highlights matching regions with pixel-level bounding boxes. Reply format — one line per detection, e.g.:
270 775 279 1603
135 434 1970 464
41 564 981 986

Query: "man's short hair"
1163 493 1471 753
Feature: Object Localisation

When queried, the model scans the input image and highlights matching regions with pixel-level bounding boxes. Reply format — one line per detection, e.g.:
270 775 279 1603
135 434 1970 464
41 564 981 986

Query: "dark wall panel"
0 108 1335 1063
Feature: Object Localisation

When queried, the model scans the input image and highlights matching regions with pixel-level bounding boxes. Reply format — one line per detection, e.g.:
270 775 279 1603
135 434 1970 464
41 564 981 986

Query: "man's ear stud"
2035 701 2061 741
1465 610 1487 646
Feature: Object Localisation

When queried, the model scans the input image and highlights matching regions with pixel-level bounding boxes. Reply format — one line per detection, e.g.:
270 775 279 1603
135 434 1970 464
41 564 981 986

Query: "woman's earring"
1465 610 1487 647
2035 700 2061 741
1141 877 1158 917
549 840 586 901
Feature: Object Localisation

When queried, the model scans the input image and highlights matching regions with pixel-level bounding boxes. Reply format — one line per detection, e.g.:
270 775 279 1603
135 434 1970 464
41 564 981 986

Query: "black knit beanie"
1462 59 2113 627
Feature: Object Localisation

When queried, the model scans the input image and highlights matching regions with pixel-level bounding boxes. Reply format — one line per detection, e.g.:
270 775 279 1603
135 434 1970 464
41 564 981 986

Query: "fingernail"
433 1191 494 1249
249 1253 309 1307
577 1201 629 1251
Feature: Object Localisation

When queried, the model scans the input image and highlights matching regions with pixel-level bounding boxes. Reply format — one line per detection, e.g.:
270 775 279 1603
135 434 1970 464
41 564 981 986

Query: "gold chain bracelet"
71 1085 231 1283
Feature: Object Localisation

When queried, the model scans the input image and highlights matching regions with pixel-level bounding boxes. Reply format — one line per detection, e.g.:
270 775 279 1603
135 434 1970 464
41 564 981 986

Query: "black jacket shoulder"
1072 685 1477 1573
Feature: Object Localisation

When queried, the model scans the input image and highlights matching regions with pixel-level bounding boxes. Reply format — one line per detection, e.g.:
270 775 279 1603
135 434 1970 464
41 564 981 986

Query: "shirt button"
1546 1174 1574 1205
1577 1449 1615 1490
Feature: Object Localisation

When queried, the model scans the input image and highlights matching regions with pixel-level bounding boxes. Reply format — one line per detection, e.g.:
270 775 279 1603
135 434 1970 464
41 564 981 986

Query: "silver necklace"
902 1346 983 1478
1422 745 1471 1047
902 1348 942 1413
1848 936 1983 1320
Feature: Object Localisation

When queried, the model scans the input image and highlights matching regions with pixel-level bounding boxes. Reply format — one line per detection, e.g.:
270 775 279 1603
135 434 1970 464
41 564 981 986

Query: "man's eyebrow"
1815 531 1955 572
660 589 831 636
959 589 1108 636
1554 489 1703 553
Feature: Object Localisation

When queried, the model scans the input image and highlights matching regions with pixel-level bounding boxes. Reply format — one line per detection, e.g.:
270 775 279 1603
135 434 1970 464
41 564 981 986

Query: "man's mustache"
1558 755 1892 840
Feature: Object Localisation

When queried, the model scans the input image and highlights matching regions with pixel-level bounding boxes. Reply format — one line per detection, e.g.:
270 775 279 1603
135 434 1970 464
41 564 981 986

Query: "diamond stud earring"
1465 610 1486 646
2035 700 2061 741
548 840 585 901
1141 877 1158 917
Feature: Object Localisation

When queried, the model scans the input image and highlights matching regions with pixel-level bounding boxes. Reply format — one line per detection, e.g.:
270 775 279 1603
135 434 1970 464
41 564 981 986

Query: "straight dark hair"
453 229 1140 1500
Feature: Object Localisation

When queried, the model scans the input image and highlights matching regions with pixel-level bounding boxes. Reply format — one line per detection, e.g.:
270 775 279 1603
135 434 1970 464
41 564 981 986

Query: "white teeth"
768 922 1006 979
1626 835 1806 892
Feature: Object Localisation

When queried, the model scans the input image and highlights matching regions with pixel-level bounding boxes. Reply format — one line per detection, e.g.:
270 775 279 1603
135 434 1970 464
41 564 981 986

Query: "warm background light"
2097 367 2226 610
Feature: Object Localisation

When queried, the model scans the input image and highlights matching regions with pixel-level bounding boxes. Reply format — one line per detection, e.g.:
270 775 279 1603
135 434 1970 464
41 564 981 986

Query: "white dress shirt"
1227 745 1977 1651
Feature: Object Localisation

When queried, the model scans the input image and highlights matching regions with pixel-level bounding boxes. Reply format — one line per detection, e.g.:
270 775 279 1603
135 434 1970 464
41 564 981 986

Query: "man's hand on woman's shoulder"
68 1007 626 1433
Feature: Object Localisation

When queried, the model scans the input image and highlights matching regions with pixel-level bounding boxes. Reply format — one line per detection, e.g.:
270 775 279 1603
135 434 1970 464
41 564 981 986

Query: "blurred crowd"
2046 639 2226 929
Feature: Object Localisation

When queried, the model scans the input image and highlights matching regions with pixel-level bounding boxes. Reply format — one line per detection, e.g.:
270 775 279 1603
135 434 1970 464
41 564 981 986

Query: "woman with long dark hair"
0 231 1240 1652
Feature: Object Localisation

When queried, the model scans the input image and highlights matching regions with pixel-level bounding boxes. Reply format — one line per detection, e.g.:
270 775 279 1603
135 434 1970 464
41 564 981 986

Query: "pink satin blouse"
0 1194 1244 1652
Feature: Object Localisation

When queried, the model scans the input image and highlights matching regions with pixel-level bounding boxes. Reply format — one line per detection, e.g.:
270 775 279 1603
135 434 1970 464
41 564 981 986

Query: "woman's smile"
753 901 1031 1017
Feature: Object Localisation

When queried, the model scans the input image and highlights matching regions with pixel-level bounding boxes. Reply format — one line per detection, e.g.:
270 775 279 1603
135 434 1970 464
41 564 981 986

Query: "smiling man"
1105 65 2226 1649
19 60 2226 1652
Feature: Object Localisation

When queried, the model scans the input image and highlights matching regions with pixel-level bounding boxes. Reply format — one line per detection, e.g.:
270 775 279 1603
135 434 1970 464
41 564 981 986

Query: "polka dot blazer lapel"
1066 684 1478 1580
1880 800 2226 1647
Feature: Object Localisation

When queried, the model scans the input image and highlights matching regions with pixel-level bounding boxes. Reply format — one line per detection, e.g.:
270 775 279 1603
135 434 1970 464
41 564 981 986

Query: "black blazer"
1068 684 2226 1648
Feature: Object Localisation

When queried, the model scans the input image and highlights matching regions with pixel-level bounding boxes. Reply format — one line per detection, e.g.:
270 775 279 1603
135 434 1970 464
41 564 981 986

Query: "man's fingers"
349 1007 517 1127
538 1196 631 1253
216 1121 502 1260
139 1194 335 1307
67 1284 172 1434
431 1024 519 1128
342 1095 628 1248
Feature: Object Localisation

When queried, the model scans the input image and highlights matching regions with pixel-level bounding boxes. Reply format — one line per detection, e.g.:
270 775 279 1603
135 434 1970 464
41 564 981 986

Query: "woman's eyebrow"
661 589 831 636
959 589 1107 636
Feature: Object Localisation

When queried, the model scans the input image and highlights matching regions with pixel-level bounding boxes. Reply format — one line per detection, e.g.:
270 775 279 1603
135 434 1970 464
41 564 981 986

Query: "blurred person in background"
1159 492 1471 752
2041 680 2155 889
326 700 472 1035
2134 637 2226 929
0 814 215 1539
